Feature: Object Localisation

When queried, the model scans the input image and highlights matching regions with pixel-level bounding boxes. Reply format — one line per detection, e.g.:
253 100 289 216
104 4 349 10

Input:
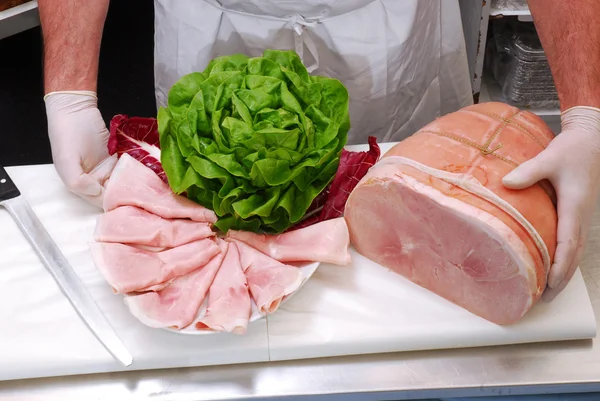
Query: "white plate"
161 260 321 335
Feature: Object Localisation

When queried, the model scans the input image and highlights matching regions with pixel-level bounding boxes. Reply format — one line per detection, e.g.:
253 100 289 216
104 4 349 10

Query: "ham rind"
226 217 351 266
94 205 215 248
124 241 227 329
195 242 252 334
344 102 558 325
103 153 217 224
89 238 220 294
232 240 302 314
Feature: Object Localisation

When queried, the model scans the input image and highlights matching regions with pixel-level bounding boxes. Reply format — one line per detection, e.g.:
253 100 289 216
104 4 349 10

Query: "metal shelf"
0 1 39 41
480 75 561 134
490 0 532 21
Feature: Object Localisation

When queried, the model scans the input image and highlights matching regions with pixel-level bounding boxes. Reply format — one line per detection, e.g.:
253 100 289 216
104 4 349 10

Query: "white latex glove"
503 106 600 301
44 91 118 208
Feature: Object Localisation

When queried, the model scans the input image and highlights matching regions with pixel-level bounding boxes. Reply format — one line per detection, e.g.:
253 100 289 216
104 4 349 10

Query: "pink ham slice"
195 242 252 334
89 238 220 294
103 153 217 223
94 205 215 248
226 217 351 266
232 240 302 314
124 241 227 329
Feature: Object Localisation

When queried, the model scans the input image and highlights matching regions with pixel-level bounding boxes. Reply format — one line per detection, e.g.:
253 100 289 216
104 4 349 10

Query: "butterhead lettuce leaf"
158 49 350 233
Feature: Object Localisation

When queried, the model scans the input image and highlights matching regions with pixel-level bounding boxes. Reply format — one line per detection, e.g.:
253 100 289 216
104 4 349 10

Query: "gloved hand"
503 106 600 301
44 91 117 208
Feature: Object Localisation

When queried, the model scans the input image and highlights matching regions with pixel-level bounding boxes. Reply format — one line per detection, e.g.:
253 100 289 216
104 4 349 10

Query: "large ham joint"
345 102 558 325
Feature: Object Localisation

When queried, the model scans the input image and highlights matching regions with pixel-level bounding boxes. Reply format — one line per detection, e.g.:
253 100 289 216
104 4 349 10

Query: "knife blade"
0 165 133 367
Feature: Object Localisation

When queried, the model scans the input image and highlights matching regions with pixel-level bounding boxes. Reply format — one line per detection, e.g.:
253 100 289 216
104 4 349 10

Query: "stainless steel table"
1 210 599 401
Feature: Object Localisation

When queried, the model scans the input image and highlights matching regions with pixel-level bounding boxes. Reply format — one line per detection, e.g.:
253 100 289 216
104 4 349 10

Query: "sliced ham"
124 241 227 329
232 240 302 314
94 205 215 248
195 242 252 334
89 238 220 294
344 102 558 325
103 153 217 223
226 217 351 266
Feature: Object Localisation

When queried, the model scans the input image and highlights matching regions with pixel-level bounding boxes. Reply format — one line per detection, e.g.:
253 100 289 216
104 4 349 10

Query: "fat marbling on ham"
344 102 558 325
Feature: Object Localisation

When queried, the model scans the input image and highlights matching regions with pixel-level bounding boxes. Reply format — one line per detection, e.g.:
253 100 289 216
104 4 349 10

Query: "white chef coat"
152 0 473 145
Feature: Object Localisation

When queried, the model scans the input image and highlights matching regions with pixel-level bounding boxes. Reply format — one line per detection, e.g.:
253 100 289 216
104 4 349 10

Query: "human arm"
503 0 600 300
526 0 600 111
39 0 109 92
38 0 117 207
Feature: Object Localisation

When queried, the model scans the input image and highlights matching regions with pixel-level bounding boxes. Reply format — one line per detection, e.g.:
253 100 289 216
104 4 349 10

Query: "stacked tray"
485 18 559 109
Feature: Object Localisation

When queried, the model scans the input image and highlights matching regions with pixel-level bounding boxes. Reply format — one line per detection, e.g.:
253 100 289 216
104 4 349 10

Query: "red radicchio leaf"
292 136 381 230
108 114 168 184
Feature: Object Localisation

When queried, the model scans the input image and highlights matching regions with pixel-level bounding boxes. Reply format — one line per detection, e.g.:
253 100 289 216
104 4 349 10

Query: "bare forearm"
38 0 110 93
527 0 600 111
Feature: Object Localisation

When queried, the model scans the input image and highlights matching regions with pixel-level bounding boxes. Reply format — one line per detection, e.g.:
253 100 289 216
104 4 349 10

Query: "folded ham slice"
103 153 217 223
344 102 558 325
195 242 252 334
226 217 351 265
232 240 302 314
124 241 227 329
94 205 215 248
89 238 220 294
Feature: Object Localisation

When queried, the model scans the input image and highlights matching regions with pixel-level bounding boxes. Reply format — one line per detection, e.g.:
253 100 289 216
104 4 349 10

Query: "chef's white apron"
153 0 473 145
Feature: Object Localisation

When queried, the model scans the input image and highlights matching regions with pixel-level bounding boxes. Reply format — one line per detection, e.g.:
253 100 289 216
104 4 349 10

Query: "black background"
0 0 156 166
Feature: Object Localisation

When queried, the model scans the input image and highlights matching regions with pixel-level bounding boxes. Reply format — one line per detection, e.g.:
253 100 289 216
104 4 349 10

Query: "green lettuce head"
157 49 351 234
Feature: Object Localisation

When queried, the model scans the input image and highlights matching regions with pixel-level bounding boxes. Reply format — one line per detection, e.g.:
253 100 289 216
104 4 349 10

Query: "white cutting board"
0 146 596 381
